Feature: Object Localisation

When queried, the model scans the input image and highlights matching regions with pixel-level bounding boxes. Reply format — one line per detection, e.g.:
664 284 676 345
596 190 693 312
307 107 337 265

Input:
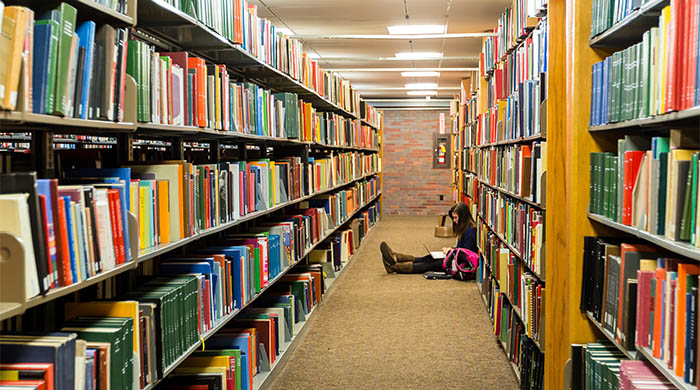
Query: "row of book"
474 142 548 204
590 0 654 39
0 200 381 390
480 230 544 343
478 191 544 276
160 0 361 116
479 0 544 75
0 3 129 120
580 237 700 384
588 134 700 246
479 20 547 144
571 343 676 389
589 2 700 126
478 273 544 389
1 159 378 299
360 101 382 129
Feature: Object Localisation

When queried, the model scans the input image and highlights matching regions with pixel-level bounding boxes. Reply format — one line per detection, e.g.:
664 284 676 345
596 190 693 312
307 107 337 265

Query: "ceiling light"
401 71 440 77
407 90 438 96
425 96 431 101
394 52 443 59
387 25 445 35
405 83 438 89
307 53 320 59
276 27 294 36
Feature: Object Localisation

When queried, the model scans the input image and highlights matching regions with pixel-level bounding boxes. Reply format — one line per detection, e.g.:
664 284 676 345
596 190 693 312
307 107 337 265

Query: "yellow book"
139 186 147 250
0 7 28 110
64 301 142 374
157 180 170 244
304 103 313 141
70 202 83 282
270 161 277 205
180 356 231 374
215 67 222 129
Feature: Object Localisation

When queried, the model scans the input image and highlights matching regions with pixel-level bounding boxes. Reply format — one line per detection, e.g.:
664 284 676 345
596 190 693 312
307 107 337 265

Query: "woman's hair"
449 202 475 235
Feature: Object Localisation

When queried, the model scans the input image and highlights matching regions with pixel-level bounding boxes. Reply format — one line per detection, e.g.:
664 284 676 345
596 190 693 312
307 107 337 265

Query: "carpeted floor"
267 215 520 390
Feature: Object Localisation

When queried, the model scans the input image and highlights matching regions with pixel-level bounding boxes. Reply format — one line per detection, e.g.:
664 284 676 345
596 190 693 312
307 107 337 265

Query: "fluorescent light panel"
276 27 294 36
387 24 446 35
401 71 440 77
405 83 438 89
394 51 442 59
407 90 438 96
307 52 320 59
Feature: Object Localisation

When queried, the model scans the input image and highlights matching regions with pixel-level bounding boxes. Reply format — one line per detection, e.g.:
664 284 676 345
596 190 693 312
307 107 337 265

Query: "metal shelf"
477 133 546 148
589 0 667 48
0 175 381 321
589 106 700 132
3 0 134 26
637 346 696 390
477 178 545 210
588 213 700 261
0 111 135 133
584 311 638 359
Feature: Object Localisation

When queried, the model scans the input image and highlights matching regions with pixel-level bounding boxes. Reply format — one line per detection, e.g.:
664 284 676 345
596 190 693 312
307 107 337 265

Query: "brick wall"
382 109 452 215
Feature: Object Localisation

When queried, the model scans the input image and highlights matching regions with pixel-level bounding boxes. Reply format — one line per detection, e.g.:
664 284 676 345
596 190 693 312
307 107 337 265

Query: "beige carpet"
267 215 520 390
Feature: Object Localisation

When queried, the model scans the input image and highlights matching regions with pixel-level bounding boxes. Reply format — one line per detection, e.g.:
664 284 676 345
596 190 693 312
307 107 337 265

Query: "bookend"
295 297 306 322
0 232 28 307
258 343 271 371
124 75 137 125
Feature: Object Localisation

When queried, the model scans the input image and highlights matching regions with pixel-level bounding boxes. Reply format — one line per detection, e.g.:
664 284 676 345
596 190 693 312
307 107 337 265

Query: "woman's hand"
442 247 451 255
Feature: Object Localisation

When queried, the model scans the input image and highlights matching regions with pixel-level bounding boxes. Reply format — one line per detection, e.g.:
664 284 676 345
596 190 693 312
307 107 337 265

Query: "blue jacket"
456 227 477 252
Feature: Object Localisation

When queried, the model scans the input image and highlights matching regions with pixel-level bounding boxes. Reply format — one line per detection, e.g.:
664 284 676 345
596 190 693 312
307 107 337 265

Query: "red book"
107 189 126 264
685 0 699 109
55 197 72 286
239 171 245 215
622 150 645 225
0 363 54 390
203 278 211 330
666 0 681 112
653 266 667 357
635 270 656 348
616 243 656 345
0 380 45 390
187 57 207 127
116 35 128 122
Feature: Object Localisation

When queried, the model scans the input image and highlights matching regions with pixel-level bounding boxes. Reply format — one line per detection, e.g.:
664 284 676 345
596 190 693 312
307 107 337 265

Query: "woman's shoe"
380 242 396 273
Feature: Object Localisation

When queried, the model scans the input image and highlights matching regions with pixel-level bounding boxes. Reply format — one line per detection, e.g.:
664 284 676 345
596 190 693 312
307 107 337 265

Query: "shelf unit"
476 178 544 210
584 312 638 359
476 133 546 148
636 346 696 390
0 2 385 390
588 105 700 132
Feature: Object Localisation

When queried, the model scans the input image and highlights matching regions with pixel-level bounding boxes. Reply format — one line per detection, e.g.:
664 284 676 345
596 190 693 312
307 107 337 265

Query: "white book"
171 64 184 126
94 189 116 270
0 193 40 299
159 57 167 124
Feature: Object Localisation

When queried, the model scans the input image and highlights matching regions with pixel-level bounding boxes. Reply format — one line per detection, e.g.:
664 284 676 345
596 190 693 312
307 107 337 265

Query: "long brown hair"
449 202 475 236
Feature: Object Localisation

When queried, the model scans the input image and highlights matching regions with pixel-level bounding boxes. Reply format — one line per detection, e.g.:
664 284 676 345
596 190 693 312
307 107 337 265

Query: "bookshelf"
559 0 700 388
0 0 384 389
463 1 548 387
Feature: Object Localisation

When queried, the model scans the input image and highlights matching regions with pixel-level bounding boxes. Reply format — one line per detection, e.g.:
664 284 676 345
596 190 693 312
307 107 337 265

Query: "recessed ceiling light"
401 71 440 77
387 25 445 35
394 52 443 59
405 83 438 89
307 53 320 59
407 90 438 96
276 27 294 36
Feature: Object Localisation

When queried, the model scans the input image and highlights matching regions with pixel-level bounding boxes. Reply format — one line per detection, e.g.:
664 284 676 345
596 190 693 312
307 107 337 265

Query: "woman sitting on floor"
380 202 477 274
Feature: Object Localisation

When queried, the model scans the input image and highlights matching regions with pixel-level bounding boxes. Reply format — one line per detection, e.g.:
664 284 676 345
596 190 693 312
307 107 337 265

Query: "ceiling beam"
291 33 496 40
355 87 460 90
311 56 478 62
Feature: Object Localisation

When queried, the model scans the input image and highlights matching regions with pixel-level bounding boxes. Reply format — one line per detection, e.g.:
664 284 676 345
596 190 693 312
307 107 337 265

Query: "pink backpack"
442 247 479 281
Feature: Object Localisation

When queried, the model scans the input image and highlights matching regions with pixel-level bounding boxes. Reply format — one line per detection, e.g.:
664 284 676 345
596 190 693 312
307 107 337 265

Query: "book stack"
360 100 382 129
480 227 545 344
0 3 129 120
0 171 132 298
479 189 544 275
618 360 676 389
477 141 547 204
589 2 700 126
580 237 700 384
588 133 700 246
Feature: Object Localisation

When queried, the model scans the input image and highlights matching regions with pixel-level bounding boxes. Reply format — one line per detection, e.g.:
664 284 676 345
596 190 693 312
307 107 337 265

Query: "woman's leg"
411 258 445 274
412 254 433 263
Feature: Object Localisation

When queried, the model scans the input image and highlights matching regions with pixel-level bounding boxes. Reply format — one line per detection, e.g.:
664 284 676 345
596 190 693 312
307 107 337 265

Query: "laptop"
423 243 446 260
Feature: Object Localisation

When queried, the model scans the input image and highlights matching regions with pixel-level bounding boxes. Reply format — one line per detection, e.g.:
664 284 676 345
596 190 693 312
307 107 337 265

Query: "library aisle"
268 216 519 389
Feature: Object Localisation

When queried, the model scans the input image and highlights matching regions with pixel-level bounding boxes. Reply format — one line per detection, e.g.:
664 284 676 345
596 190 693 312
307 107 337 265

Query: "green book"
640 30 650 119
591 153 598 214
125 40 139 121
689 153 699 244
52 3 77 116
35 18 60 113
680 155 697 241
66 317 134 390
612 156 619 221
60 324 125 390
144 276 198 350
122 287 173 372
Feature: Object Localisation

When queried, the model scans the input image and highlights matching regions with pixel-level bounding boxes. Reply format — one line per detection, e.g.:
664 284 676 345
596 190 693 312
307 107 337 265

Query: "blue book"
32 23 53 114
72 202 89 280
62 196 79 283
602 57 610 124
75 21 96 119
206 335 251 390
67 168 132 261
685 291 694 383
0 332 77 390
85 349 96 390
256 87 263 135
267 234 281 278
37 179 58 286
200 246 250 307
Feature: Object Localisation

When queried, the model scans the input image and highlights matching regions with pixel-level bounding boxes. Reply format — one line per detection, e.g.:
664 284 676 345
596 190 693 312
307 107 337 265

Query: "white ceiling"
249 0 510 100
